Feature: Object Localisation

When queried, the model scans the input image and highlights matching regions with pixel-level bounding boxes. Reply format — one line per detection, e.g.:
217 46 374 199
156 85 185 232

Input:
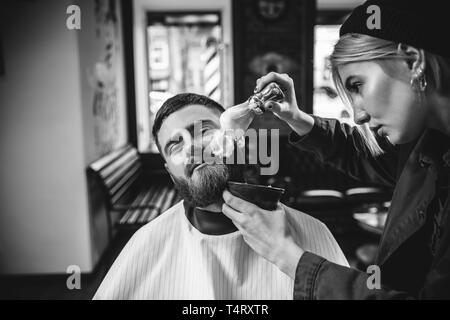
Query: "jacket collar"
417 129 450 169
376 129 449 266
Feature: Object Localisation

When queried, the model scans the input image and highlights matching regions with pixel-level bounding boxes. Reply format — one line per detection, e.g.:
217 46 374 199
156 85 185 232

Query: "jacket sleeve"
289 115 399 188
294 247 450 300
294 252 412 300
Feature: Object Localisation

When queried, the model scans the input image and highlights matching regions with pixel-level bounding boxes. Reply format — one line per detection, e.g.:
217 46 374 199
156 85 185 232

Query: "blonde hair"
329 33 450 156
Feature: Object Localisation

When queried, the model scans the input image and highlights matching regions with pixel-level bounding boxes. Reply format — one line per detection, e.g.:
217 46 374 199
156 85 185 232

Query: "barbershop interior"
0 0 395 299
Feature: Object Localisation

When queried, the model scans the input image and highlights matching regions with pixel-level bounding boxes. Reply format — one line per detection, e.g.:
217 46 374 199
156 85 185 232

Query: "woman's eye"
348 82 363 93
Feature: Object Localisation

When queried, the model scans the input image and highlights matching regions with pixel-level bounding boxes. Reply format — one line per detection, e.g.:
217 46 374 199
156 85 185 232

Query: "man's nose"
184 135 207 161
185 139 200 154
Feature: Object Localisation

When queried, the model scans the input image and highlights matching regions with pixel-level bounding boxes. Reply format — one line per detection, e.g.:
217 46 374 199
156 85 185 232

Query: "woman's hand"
255 72 314 136
222 189 304 279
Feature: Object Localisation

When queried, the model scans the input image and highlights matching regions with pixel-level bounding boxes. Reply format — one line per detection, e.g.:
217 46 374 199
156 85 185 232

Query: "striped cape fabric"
93 201 349 300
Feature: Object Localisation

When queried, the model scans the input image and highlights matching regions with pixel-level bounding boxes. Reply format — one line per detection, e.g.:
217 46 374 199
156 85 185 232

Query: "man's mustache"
184 155 228 177
185 162 200 177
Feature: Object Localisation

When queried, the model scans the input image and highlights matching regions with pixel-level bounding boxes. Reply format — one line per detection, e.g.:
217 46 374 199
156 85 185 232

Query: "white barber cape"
94 201 349 300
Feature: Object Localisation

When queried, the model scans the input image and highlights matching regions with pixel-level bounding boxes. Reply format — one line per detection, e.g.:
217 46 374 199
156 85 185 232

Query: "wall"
77 0 129 266
0 0 93 274
0 0 128 274
78 0 128 164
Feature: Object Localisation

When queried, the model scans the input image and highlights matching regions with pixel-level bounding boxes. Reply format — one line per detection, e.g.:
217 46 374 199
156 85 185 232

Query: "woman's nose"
353 108 371 125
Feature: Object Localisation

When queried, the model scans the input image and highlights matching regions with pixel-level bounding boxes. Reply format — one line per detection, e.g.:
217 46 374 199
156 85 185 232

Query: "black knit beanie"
340 0 450 58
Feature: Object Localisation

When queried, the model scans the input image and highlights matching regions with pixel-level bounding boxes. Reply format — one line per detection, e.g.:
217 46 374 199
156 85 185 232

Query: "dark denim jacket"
289 116 450 299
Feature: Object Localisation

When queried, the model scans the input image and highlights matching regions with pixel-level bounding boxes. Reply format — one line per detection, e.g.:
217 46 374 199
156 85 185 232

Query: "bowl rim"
227 181 285 193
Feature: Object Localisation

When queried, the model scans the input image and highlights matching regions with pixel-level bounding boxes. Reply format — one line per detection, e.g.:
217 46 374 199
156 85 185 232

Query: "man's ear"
164 162 172 177
398 43 426 75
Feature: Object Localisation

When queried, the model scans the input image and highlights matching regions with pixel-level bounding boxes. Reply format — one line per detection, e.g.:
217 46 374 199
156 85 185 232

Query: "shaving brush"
210 82 284 157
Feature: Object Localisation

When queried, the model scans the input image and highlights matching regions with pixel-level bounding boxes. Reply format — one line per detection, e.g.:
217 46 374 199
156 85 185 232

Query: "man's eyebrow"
185 119 217 135
200 119 217 126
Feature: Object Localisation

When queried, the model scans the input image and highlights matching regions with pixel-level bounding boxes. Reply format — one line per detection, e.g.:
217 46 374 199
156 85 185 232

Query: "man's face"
157 104 242 207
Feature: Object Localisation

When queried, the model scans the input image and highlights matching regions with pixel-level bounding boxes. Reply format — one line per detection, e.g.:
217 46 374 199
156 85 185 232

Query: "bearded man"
93 93 348 300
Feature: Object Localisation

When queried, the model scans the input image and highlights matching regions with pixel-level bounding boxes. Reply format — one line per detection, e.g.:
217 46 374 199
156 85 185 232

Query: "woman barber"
222 0 450 299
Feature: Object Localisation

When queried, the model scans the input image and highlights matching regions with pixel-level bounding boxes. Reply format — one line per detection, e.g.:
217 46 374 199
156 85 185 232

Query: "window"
140 12 225 153
313 12 353 123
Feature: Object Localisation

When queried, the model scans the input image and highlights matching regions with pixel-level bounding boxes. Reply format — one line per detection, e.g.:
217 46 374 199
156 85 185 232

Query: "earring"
410 67 427 92
418 73 427 91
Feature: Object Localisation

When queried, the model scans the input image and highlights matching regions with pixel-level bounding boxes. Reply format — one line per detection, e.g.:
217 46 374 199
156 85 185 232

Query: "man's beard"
172 163 244 208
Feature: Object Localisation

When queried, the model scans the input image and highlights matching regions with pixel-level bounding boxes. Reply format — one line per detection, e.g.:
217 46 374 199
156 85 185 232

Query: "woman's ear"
398 43 426 75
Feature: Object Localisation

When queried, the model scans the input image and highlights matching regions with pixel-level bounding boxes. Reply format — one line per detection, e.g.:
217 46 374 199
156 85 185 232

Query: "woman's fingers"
224 198 304 278
222 189 258 214
264 100 282 114
255 72 293 94
222 203 246 226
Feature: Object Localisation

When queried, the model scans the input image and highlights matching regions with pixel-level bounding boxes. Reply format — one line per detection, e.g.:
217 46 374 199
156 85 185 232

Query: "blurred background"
0 0 392 299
